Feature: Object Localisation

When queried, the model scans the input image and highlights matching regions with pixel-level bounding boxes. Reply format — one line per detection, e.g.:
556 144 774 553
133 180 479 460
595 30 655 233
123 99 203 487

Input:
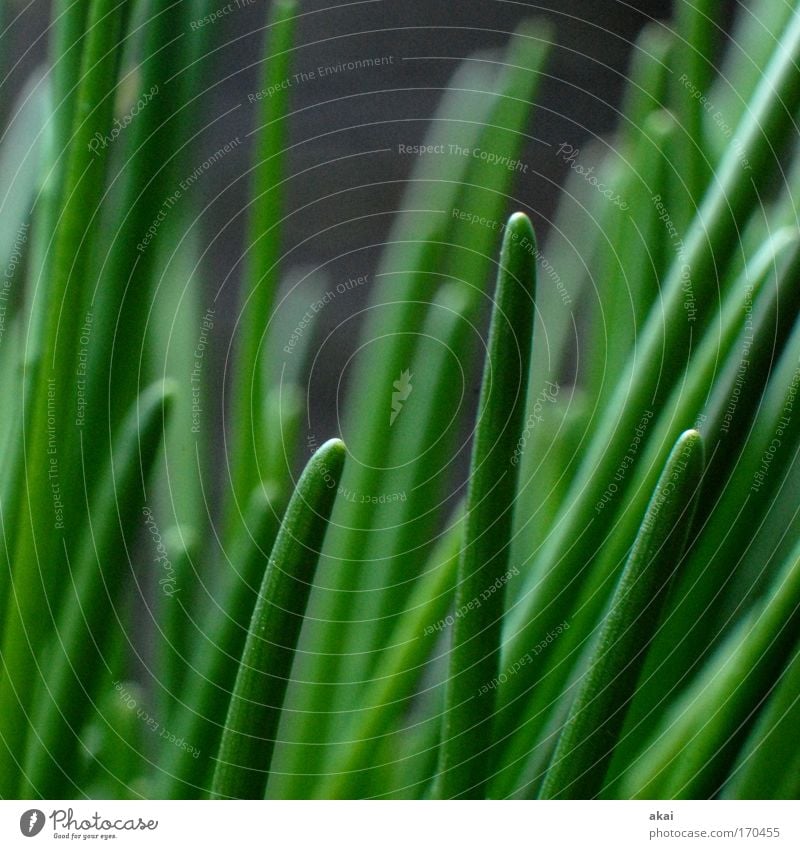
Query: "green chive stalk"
539 430 704 799
21 380 175 798
211 438 346 799
668 0 719 216
497 229 800 778
84 0 201 471
320 283 474 739
274 38 546 794
320 513 462 798
0 0 128 797
156 481 284 797
723 647 800 799
622 537 800 798
439 212 536 799
226 0 296 535
497 6 800 744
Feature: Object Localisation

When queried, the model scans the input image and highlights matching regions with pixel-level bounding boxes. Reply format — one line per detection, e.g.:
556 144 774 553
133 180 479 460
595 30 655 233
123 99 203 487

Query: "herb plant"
0 0 799 801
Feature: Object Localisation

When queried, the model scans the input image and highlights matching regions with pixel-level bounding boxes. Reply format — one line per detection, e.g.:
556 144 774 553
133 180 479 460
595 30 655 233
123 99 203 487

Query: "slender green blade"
539 430 704 799
211 439 346 799
439 213 536 798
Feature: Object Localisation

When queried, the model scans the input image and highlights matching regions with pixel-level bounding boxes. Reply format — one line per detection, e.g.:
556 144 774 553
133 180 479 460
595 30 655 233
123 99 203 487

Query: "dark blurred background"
3 0 740 442
5 1 738 243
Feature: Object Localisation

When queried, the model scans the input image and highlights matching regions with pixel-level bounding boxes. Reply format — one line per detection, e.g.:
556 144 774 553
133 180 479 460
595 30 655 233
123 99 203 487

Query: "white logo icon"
390 370 413 426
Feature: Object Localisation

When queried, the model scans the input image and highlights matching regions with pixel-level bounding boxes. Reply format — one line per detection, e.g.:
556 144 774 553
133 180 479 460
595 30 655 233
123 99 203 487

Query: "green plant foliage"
1 0 799 802
439 213 537 799
540 430 704 799
211 438 345 799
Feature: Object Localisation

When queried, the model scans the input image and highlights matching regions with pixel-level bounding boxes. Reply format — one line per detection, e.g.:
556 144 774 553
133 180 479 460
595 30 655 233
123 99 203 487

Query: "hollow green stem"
539 430 704 799
499 5 800 741
496 229 799 779
227 0 296 535
275 36 547 793
439 213 536 799
622 535 800 799
211 438 346 799
0 0 128 797
723 647 800 799
20 380 175 798
156 481 284 797
319 512 462 798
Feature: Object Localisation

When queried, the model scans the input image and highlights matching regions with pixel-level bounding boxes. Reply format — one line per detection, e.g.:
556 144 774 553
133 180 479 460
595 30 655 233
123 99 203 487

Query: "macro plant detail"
0 0 798 804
